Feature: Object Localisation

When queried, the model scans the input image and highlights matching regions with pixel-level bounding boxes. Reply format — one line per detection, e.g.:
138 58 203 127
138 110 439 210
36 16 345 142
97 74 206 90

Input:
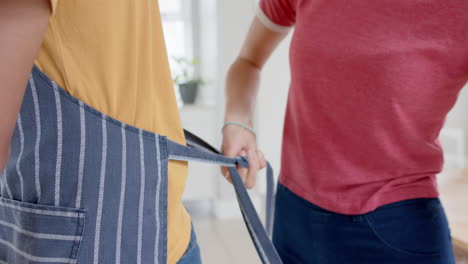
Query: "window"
160 0 215 107
159 0 195 66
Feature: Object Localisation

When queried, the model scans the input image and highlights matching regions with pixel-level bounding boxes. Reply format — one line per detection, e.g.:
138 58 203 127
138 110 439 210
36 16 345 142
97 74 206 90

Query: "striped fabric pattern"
0 66 168 263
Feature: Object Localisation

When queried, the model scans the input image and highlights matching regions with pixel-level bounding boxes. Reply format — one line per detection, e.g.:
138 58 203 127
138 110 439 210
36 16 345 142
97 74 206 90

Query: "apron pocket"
0 197 85 264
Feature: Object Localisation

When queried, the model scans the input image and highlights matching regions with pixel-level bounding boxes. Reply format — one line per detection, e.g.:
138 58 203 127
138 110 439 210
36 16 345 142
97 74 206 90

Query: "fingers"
221 149 263 189
220 125 266 189
220 140 241 182
238 150 249 184
245 150 259 189
221 166 232 184
256 149 266 169
221 149 266 189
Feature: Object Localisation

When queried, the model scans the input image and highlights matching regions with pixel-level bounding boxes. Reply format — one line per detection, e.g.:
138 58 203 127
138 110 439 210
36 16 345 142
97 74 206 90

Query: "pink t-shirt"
258 0 468 214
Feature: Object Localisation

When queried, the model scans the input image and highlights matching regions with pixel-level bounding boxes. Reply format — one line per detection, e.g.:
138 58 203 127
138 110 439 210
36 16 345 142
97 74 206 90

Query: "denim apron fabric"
0 66 281 264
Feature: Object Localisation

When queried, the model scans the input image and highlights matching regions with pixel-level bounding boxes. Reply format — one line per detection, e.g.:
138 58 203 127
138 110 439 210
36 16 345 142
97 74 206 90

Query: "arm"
0 0 51 171
222 17 288 188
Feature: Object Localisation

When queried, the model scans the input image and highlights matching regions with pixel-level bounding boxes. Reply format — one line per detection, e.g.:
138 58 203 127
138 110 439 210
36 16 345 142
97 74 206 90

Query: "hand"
221 123 267 189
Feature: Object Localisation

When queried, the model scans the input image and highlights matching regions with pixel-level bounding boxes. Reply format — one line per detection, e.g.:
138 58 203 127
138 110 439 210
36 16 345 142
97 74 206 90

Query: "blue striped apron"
0 66 281 264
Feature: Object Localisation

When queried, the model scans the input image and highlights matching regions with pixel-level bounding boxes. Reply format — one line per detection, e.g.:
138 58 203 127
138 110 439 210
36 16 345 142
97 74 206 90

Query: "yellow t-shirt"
36 1 190 263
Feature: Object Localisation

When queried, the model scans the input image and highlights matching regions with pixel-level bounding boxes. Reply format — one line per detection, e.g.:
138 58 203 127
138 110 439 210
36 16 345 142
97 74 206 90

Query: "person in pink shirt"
222 0 468 263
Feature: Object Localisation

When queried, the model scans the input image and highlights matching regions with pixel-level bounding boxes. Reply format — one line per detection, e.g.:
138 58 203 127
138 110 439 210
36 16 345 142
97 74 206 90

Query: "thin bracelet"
222 121 256 137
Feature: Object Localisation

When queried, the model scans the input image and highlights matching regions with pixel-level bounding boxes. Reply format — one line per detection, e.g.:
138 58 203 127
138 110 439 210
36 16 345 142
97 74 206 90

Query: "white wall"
444 85 468 152
256 37 291 183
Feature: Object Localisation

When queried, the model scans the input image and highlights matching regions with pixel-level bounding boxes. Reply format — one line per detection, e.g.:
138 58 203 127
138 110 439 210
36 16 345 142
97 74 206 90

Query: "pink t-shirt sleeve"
257 0 296 32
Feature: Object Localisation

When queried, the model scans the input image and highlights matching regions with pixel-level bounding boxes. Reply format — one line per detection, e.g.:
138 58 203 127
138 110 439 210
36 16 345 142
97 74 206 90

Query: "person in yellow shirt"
0 0 198 263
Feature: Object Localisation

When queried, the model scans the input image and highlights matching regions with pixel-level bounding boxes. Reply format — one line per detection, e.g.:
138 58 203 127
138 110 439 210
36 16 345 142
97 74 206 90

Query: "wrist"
222 121 256 137
224 112 254 128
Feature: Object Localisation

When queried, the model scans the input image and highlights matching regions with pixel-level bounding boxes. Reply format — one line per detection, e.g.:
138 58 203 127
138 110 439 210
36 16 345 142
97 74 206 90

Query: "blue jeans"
273 183 455 264
177 225 202 264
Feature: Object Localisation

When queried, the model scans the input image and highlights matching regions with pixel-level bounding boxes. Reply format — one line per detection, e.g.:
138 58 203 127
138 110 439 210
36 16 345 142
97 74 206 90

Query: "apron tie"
166 130 282 264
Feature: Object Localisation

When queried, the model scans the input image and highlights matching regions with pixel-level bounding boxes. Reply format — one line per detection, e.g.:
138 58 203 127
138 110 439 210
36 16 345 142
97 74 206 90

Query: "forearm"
224 17 287 127
222 18 286 186
0 0 51 171
225 57 262 127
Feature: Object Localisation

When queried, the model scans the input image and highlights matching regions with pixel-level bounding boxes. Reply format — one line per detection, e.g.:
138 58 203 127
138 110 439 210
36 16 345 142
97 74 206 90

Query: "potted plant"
172 57 203 105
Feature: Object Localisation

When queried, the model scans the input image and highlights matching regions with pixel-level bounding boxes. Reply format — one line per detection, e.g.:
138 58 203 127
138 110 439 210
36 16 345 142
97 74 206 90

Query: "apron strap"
165 130 282 264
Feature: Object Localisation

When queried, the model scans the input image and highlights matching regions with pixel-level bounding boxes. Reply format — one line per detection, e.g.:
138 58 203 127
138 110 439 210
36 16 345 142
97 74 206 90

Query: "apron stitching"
69 215 85 263
53 84 63 207
168 155 236 167
136 129 146 264
0 170 4 196
161 139 169 264
2 159 13 199
0 238 76 263
75 101 86 209
0 200 83 218
115 123 127 264
92 114 108 264
0 219 81 240
154 135 162 264
16 114 25 202
29 73 42 202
